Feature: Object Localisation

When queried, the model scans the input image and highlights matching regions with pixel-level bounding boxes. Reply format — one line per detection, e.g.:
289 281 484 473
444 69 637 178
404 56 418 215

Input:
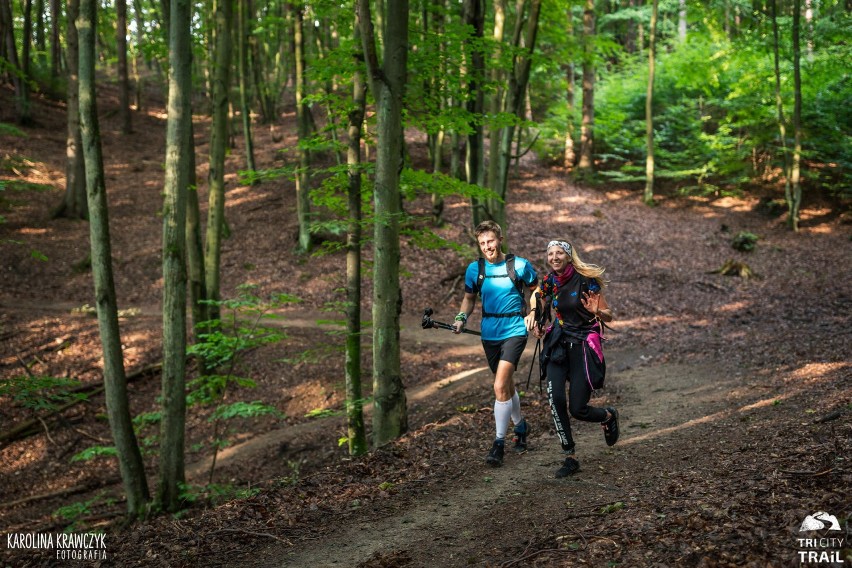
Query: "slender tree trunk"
116 0 132 133
203 0 232 327
238 0 257 172
577 0 595 172
0 0 32 124
345 15 368 457
430 0 446 225
493 0 541 232
36 0 46 65
678 0 686 41
643 0 657 205
159 0 192 513
77 0 150 518
564 6 576 169
789 0 803 231
132 0 145 111
770 0 791 214
294 1 312 252
23 0 33 79
54 0 87 220
465 0 487 227
185 119 207 340
359 0 409 448
50 0 60 84
487 0 507 188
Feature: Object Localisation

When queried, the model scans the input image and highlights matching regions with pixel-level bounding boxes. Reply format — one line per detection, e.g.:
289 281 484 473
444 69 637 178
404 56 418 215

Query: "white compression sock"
511 391 522 425
494 399 513 440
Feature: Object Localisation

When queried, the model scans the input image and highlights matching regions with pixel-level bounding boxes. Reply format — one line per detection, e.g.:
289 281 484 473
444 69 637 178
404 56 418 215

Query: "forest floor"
0 83 850 568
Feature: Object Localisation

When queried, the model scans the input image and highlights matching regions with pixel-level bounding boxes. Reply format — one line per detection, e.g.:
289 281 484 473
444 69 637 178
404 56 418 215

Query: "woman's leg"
546 360 575 453
567 343 608 423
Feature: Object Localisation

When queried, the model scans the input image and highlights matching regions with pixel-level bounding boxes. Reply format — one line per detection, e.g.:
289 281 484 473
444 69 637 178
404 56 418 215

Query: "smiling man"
452 221 539 466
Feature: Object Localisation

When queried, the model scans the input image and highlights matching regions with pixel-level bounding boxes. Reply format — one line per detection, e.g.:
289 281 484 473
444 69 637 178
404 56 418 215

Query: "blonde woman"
529 240 619 478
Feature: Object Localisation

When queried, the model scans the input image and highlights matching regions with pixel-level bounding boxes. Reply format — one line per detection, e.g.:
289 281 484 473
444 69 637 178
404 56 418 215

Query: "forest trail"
255 348 743 568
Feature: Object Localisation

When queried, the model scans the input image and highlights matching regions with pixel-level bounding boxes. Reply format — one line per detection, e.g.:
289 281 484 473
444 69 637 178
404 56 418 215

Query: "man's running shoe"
512 419 530 453
602 407 620 446
555 456 580 478
485 439 505 467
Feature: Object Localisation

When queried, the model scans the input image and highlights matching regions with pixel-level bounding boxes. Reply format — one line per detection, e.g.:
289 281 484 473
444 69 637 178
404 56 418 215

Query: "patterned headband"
546 240 572 256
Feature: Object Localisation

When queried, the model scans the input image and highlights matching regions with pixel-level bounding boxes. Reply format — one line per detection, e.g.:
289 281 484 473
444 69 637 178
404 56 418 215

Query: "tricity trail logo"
800 512 842 532
795 511 846 565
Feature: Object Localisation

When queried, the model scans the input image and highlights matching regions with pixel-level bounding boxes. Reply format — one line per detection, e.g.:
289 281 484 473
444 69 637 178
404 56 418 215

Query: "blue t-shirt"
464 256 538 341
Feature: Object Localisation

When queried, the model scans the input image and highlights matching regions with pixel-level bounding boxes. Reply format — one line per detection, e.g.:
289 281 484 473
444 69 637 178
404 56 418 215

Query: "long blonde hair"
549 241 607 291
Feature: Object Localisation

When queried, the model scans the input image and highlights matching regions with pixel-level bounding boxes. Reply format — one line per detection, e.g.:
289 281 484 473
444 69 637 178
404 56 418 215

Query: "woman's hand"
582 291 601 316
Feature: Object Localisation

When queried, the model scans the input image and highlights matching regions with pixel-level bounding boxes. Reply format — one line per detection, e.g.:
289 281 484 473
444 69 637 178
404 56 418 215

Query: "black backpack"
474 254 527 317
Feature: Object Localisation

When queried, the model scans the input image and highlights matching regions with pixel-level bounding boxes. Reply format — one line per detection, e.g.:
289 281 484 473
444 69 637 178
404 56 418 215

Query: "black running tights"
546 341 608 452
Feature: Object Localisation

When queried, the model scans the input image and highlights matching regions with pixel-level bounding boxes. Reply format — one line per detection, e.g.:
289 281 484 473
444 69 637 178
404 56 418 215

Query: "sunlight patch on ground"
16 227 49 235
511 203 552 213
624 392 793 446
716 300 750 313
605 190 632 200
407 366 490 404
788 361 849 383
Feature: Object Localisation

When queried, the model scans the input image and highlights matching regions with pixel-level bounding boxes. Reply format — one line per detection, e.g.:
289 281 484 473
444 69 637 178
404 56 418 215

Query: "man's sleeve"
463 262 477 294
523 259 539 287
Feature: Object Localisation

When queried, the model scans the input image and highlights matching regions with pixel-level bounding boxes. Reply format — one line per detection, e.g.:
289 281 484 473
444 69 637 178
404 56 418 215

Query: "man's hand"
524 312 537 331
451 319 465 334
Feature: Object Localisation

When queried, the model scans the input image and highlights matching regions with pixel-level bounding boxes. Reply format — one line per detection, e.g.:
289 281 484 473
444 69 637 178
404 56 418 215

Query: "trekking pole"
525 338 540 391
421 308 481 337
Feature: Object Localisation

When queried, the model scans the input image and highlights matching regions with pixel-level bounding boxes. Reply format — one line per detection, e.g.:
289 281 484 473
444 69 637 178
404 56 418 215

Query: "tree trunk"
36 0 45 64
564 7 575 169
770 0 791 217
643 0 657 205
577 0 595 172
50 0 60 84
185 120 207 340
345 14 368 457
294 1 312 252
465 0 487 228
0 0 32 124
359 0 409 448
678 0 686 42
76 0 150 518
159 0 192 513
492 0 542 233
238 0 257 172
116 0 132 134
203 0 232 327
430 0 447 225
789 0 802 231
54 0 87 220
486 0 507 188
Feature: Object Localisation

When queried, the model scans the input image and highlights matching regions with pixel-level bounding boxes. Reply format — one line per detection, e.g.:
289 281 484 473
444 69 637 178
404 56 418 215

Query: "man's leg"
493 360 516 441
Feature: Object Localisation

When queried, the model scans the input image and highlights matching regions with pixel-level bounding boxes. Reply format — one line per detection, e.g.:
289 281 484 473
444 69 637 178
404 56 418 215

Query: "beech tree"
77 0 149 518
358 0 409 447
577 0 595 172
643 0 658 205
159 0 193 512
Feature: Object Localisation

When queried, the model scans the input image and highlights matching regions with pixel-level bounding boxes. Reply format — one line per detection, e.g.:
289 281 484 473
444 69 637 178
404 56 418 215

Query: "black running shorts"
482 335 528 374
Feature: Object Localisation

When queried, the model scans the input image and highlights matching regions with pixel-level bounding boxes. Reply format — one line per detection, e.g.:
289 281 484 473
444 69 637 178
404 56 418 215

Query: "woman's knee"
569 401 593 420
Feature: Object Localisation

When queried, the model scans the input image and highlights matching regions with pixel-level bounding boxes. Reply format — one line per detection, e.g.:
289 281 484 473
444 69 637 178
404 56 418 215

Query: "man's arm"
452 292 477 334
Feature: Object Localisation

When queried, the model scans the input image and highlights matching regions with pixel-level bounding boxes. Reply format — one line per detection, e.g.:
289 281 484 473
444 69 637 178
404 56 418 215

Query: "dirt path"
253 349 746 567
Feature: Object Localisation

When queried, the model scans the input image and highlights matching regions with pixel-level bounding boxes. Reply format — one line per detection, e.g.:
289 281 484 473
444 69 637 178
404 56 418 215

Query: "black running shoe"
512 419 530 453
602 407 620 446
555 456 580 478
486 439 505 467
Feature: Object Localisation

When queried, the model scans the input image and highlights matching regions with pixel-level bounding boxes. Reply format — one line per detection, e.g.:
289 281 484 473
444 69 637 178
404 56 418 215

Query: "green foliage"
305 407 341 419
209 401 282 422
732 231 759 252
0 375 87 413
70 446 118 462
53 494 105 531
0 123 26 137
178 482 261 507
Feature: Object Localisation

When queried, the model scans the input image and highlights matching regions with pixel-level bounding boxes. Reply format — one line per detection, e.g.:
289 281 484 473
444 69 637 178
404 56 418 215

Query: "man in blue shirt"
452 221 539 466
